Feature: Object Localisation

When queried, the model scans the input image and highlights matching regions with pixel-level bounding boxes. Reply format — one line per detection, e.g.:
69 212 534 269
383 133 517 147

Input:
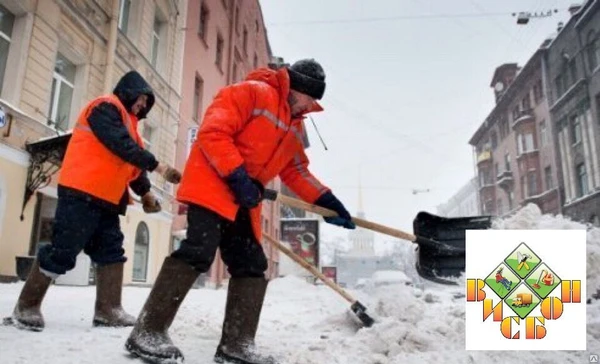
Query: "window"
198 3 209 40
555 74 566 98
576 163 589 197
494 163 499 178
517 133 535 154
571 114 582 145
118 0 131 33
520 176 526 198
483 200 493 215
545 166 553 190
192 76 203 121
522 93 531 110
479 169 491 186
49 53 76 131
512 105 520 121
255 19 259 32
569 60 578 84
527 172 537 197
588 31 600 71
501 118 510 139
540 120 548 146
150 17 161 68
0 4 15 94
508 190 514 210
504 153 511 172
533 79 544 103
132 222 150 282
253 53 258 69
243 26 248 54
216 33 224 70
142 124 155 153
232 62 238 83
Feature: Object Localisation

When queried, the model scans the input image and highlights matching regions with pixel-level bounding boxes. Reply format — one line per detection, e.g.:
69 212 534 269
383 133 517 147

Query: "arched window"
588 30 600 72
132 222 150 282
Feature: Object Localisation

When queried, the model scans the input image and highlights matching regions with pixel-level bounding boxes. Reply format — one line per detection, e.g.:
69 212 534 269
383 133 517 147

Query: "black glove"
163 166 182 184
141 192 161 213
314 191 356 229
225 166 264 209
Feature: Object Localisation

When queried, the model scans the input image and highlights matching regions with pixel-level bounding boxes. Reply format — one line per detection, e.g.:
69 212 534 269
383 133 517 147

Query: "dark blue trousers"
171 204 268 278
38 193 126 275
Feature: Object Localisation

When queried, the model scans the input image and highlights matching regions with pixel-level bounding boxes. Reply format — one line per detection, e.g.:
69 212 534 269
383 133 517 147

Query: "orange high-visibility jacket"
59 95 144 205
177 67 330 241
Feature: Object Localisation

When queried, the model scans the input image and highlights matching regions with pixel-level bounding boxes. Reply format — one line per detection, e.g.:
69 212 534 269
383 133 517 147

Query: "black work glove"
314 191 356 229
141 192 161 213
225 166 264 209
155 163 182 184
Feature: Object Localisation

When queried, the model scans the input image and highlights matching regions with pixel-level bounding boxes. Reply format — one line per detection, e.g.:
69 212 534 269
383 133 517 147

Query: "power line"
267 11 515 27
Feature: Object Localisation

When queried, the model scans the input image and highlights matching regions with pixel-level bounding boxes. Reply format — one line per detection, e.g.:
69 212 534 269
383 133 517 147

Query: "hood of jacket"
113 71 155 119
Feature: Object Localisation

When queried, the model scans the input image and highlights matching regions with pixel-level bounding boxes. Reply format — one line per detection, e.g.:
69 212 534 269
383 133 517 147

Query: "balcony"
523 188 558 207
512 108 535 129
477 150 492 165
516 149 539 162
479 183 495 192
496 170 514 189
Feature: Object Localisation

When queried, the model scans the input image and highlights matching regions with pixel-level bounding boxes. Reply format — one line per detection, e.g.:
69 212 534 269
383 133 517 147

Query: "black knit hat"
287 59 326 100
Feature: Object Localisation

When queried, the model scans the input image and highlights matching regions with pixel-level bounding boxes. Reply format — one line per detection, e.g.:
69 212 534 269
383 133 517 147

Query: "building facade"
436 177 481 217
0 0 186 283
469 45 561 217
546 1 600 225
172 0 281 287
468 1 600 226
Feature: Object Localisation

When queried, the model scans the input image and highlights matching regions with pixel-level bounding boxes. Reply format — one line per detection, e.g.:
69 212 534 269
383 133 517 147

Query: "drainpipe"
541 52 563 215
103 0 120 94
225 0 236 85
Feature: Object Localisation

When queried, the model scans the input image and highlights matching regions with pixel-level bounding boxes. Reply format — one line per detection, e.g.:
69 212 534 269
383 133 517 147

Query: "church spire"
357 170 365 219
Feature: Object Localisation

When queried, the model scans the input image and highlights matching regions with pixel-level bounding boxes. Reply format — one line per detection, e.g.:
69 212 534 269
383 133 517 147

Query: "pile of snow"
370 270 412 286
0 203 599 363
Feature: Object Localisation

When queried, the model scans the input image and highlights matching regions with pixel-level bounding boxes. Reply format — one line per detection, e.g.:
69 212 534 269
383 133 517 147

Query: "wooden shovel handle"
266 190 418 243
263 234 356 305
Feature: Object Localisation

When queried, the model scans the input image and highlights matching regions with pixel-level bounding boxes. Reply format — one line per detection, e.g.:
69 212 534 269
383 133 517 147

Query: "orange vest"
59 95 144 205
177 68 328 242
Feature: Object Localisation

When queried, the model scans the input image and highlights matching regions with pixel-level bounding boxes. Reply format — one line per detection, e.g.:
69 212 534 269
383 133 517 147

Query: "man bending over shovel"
125 59 356 364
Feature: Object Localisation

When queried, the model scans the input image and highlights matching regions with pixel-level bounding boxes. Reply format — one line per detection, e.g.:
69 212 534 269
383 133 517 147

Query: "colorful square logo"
466 230 586 350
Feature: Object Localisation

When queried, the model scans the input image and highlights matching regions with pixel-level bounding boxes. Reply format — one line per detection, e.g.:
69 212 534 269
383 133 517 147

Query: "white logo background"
465 229 586 350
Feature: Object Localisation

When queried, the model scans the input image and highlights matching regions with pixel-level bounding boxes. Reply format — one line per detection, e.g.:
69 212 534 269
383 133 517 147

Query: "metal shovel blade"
350 301 375 328
413 212 493 285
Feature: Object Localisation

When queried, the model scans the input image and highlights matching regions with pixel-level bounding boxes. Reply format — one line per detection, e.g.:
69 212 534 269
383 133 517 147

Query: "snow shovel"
263 189 493 285
262 234 375 328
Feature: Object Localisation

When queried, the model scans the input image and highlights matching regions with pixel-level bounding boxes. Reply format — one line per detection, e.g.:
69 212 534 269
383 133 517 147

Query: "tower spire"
357 169 365 219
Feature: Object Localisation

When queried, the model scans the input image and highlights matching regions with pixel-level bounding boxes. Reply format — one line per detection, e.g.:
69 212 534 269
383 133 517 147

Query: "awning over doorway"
21 133 71 220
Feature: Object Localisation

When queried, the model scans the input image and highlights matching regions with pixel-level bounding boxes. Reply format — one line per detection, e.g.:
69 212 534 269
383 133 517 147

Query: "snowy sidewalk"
1 274 598 364
1 205 600 364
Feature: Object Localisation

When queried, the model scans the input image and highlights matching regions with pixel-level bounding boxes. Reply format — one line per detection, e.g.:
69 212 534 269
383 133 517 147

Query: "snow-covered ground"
1 204 600 364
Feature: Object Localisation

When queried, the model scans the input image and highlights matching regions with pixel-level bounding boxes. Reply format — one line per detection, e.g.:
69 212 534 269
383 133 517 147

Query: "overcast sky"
259 0 578 245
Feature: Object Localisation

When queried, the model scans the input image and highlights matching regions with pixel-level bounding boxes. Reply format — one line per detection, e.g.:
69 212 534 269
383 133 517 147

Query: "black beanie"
287 59 326 100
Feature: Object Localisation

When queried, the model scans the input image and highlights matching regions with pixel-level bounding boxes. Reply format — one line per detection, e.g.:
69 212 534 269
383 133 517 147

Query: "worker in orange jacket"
4 71 181 332
125 59 355 364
